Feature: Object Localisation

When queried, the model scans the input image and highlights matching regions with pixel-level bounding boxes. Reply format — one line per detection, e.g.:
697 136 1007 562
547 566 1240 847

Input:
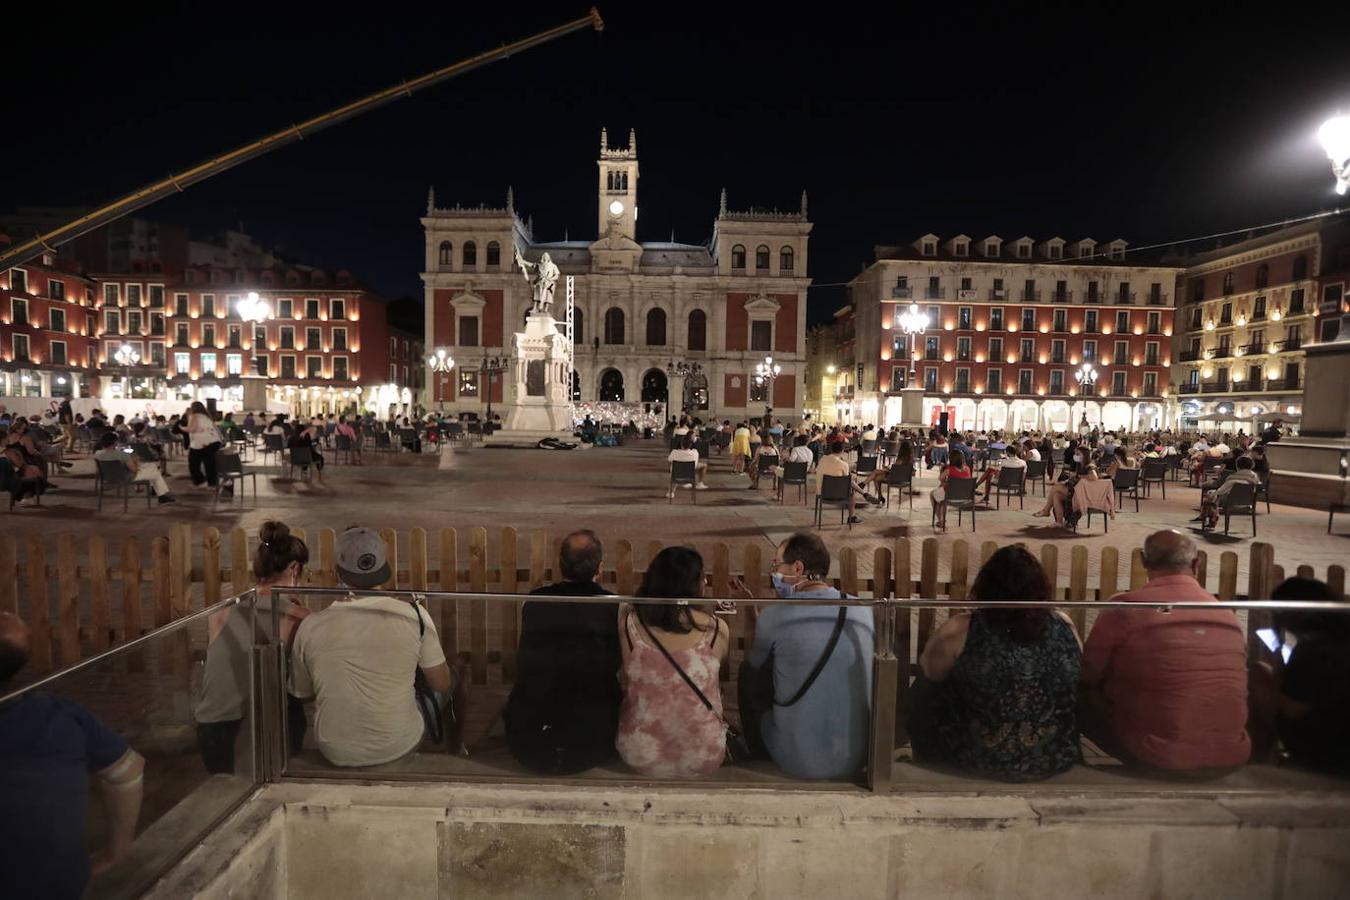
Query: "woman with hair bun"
194 521 311 773
907 545 1082 782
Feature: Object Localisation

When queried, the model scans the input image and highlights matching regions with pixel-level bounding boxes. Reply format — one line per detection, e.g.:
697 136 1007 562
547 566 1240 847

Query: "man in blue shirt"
736 533 874 780
0 612 145 899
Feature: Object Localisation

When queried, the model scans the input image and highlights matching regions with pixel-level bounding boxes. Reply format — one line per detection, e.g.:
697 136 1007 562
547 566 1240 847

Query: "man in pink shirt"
1080 529 1251 773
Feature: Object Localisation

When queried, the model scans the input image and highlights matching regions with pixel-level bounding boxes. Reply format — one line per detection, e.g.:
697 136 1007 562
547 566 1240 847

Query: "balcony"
1019 354 1035 364
1115 292 1135 305
1147 293 1168 306
989 289 1008 301
1145 356 1160 367
1050 354 1066 365
1278 339 1303 352
1263 378 1301 391
891 287 912 299
925 288 946 299
1240 343 1263 356
1021 290 1041 301
1290 297 1306 314
1252 310 1266 321
1211 347 1233 359
924 351 941 361
1053 291 1073 302
1179 383 1200 394
1084 294 1101 304
1202 383 1230 394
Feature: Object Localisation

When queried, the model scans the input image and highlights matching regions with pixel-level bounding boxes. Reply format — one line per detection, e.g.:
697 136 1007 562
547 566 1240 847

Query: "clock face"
609 199 625 216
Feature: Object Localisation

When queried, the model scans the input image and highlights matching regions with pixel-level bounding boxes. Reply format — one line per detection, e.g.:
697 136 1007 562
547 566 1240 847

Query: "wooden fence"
2 526 1345 680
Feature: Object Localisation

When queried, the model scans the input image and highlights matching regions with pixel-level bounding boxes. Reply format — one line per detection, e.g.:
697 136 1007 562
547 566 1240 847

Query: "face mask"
770 572 797 598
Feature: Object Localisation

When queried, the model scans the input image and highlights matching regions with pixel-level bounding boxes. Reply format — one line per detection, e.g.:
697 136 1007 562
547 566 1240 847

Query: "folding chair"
814 474 854 529
882 463 915 510
669 460 698 503
1140 459 1167 499
1255 471 1272 514
214 451 258 506
1220 482 1258 537
777 461 809 504
1113 468 1142 512
1024 459 1048 497
856 455 878 477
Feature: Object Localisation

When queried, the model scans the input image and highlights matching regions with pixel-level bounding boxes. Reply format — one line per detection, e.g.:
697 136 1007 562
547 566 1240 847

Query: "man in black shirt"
504 530 620 774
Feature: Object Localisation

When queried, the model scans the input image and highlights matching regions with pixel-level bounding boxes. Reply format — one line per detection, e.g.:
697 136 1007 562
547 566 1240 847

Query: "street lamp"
1075 362 1099 430
426 347 455 409
237 291 270 322
896 302 930 386
1318 114 1350 195
480 356 508 426
666 360 702 414
755 355 781 422
114 343 139 398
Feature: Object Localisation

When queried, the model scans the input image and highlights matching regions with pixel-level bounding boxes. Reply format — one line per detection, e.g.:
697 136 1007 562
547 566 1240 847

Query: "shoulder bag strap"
636 614 715 712
775 607 849 708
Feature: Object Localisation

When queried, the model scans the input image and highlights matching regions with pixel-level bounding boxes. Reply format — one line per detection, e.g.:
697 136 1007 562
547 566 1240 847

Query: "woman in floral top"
616 547 729 777
908 545 1082 782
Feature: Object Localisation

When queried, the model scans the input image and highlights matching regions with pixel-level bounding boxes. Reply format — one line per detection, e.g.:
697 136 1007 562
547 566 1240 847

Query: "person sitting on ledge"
1079 529 1250 776
736 532 874 780
616 547 729 778
289 527 459 767
504 530 621 774
907 545 1081 782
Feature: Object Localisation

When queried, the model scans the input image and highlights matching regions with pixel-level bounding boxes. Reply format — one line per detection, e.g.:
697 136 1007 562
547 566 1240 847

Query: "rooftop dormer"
982 235 1003 258
1011 236 1034 259
1038 237 1066 260
1074 238 1097 260
945 234 972 257
915 233 940 257
1105 238 1128 261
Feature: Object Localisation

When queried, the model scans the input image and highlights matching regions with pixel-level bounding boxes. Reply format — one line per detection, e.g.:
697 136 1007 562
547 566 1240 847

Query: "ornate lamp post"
1075 362 1099 430
755 355 781 422
480 356 508 426
426 347 455 410
114 343 139 398
666 360 702 414
896 302 930 386
1319 114 1350 195
235 291 272 411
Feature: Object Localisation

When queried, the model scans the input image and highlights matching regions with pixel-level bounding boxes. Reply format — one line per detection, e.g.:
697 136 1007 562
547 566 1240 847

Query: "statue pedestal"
486 314 572 443
899 386 925 430
240 375 268 414
1265 335 1350 509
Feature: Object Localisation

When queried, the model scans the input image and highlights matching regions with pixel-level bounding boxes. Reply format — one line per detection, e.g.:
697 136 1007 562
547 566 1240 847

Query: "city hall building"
420 130 811 421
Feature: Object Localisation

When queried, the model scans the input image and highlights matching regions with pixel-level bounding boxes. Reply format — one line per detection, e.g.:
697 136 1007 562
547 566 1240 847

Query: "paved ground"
11 437 1349 593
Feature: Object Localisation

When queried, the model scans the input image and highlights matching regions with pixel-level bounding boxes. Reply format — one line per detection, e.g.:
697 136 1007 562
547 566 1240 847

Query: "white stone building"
420 130 811 422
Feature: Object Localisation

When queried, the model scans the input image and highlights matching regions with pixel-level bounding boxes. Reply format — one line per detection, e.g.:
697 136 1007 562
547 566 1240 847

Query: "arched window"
1255 263 1268 290
780 246 794 273
572 307 583 344
438 242 452 266
645 308 667 346
606 171 615 191
641 369 668 403
604 307 625 345
486 241 501 268
599 368 625 401
755 245 770 270
462 241 477 268
1293 255 1308 281
687 309 707 352
731 245 746 269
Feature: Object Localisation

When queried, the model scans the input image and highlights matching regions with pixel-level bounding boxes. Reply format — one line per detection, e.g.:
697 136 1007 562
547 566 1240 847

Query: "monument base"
497 313 574 436
899 386 926 430
482 428 585 449
1265 336 1350 510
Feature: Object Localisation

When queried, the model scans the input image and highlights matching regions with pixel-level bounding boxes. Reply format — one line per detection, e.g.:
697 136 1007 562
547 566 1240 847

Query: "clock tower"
597 127 638 240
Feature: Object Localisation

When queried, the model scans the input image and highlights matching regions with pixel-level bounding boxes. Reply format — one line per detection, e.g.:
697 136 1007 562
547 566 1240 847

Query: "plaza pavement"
9 437 1348 594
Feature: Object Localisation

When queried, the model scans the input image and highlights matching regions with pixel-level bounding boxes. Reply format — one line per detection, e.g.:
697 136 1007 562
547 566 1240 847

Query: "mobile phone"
1255 627 1280 654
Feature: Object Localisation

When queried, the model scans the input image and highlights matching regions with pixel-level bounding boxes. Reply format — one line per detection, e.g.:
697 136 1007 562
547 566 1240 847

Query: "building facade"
1172 219 1350 432
848 234 1182 433
420 130 811 422
0 251 101 399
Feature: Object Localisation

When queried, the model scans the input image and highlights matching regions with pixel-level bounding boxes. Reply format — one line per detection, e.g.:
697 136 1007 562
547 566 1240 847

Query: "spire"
600 127 608 152
426 185 436 215
800 190 808 217
628 128 637 153
506 185 514 214
719 188 727 217
670 227 675 243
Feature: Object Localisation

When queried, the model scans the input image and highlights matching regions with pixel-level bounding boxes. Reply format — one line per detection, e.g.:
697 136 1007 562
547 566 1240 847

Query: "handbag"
634 614 751 763
407 599 458 746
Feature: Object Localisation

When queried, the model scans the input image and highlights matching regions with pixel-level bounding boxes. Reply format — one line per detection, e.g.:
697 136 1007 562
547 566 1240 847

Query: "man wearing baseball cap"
289 527 455 766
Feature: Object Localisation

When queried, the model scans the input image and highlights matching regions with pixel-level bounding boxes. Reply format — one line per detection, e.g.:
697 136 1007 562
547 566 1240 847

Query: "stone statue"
514 248 559 316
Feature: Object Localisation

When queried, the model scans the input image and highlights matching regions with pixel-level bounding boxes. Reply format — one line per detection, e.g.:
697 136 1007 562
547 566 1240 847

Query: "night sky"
5 3 1348 324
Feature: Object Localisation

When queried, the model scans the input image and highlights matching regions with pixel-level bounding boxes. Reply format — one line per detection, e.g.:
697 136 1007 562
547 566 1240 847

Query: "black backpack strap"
775 607 849 708
636 614 715 712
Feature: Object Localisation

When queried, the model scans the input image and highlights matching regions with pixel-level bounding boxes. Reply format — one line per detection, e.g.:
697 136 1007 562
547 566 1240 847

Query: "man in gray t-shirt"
289 528 452 766
93 432 176 503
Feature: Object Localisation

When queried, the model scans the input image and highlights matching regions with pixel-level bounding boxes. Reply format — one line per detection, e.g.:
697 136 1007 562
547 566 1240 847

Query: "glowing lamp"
1318 114 1350 194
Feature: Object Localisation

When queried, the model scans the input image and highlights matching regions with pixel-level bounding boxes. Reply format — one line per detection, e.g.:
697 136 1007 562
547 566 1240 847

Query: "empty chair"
879 440 899 467
669 460 698 503
882 463 915 510
814 474 854 529
936 477 978 531
95 458 151 512
777 460 809 504
261 432 286 466
333 433 355 464
1140 459 1168 498
1219 482 1258 536
856 455 878 477
1255 471 1272 514
1024 459 1048 496
214 451 258 506
287 445 316 482
992 466 1026 510
1113 468 1142 513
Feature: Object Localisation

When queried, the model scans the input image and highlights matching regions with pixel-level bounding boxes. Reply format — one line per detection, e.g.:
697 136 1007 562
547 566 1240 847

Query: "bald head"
559 530 603 583
1141 530 1199 576
0 612 30 684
